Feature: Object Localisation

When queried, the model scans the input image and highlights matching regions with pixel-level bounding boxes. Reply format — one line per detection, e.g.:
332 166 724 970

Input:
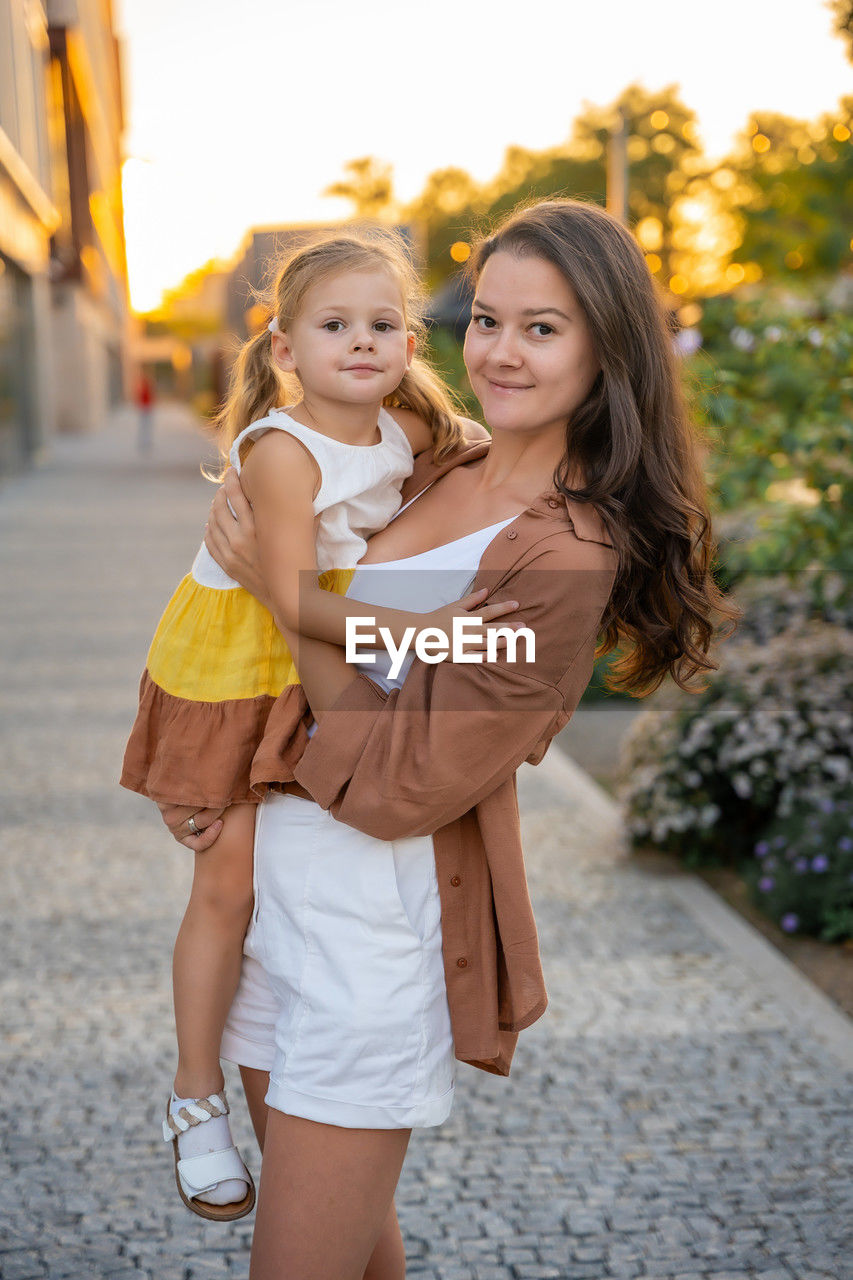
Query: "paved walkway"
1 406 851 1280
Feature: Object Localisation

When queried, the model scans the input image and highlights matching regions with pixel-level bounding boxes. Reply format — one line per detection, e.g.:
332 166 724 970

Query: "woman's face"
463 251 600 437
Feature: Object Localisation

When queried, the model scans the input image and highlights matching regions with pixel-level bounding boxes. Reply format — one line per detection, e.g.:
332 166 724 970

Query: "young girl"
120 230 504 1221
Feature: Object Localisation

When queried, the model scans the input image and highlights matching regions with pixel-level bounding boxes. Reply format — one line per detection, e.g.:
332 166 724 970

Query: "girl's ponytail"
214 326 285 463
387 356 467 463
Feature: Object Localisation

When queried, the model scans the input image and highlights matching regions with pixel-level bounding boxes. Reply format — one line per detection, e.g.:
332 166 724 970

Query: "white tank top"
191 406 414 588
338 514 516 694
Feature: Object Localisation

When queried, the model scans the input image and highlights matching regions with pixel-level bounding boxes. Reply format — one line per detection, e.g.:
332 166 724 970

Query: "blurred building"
225 222 424 340
46 0 129 434
0 0 57 473
0 0 128 477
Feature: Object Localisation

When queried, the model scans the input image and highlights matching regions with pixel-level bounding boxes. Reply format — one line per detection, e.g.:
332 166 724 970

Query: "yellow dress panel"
146 568 354 703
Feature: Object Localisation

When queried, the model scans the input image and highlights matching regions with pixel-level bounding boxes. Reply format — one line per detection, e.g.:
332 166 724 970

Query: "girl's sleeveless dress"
120 407 414 809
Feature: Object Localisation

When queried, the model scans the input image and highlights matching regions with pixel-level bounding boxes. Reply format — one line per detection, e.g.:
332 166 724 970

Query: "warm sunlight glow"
450 242 471 263
113 0 853 309
645 253 662 274
636 217 664 250
785 250 804 269
752 133 771 153
678 303 703 326
833 123 851 141
669 274 689 294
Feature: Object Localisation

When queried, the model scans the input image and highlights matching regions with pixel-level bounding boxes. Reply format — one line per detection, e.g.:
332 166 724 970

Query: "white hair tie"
267 316 281 334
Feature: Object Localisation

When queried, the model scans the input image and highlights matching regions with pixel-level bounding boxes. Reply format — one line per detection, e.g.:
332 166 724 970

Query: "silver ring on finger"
186 815 203 837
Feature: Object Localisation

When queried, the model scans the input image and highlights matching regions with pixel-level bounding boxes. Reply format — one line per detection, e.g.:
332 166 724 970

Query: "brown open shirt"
292 438 618 1076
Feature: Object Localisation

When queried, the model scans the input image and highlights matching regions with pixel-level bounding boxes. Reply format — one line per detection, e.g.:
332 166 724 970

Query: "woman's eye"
531 323 554 337
473 314 497 330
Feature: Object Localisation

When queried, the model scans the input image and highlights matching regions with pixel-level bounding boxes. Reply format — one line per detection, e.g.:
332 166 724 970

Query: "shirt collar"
402 436 613 548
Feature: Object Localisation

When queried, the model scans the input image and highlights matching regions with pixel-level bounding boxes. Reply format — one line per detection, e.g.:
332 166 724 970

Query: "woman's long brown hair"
469 199 739 695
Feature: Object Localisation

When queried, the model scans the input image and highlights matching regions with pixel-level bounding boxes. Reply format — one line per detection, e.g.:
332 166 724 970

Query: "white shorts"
221 792 456 1129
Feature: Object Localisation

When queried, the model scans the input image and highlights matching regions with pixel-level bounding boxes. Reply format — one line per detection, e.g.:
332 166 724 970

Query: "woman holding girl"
161 198 734 1278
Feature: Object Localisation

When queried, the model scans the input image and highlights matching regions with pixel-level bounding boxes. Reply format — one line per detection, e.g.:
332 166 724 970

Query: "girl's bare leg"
172 803 256 1097
239 1068 408 1280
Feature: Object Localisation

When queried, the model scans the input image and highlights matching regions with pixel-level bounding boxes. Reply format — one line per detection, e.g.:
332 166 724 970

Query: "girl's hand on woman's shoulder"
204 470 271 607
458 417 490 443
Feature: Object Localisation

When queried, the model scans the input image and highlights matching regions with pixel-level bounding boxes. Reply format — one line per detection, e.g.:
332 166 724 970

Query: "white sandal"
163 1091 256 1221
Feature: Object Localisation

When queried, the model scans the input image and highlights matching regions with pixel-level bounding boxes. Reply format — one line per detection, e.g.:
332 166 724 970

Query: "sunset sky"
115 0 851 311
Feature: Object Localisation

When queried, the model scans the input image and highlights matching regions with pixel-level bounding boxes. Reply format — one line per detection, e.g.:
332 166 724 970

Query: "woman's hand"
424 588 521 659
204 470 271 606
158 802 225 852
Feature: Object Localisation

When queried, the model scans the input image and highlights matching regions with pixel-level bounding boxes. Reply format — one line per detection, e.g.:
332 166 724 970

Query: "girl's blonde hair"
215 228 465 463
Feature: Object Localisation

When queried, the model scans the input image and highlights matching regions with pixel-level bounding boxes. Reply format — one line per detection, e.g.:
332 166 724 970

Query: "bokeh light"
450 242 471 263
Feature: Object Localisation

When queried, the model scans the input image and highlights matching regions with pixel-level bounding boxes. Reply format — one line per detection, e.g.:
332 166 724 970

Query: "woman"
162 199 734 1278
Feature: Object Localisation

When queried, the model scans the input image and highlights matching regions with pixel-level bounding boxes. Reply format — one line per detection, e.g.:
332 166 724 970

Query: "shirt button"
456 957 468 968
450 875 462 887
547 498 560 509
506 530 518 540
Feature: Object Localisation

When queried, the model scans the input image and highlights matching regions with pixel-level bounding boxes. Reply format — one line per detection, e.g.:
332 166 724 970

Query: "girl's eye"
472 314 497 330
323 320 344 332
373 321 396 332
531 323 554 337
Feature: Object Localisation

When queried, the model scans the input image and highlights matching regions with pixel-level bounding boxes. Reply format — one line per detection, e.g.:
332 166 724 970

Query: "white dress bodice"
191 406 414 588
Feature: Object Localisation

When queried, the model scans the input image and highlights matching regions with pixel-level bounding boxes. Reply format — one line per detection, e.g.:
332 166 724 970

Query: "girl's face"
272 268 415 405
463 251 600 437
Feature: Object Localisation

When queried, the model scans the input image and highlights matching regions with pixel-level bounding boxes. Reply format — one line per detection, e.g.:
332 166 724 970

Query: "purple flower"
838 836 853 853
811 854 829 873
758 876 775 892
772 836 787 849
780 913 799 933
794 857 809 874
819 798 836 815
754 840 770 857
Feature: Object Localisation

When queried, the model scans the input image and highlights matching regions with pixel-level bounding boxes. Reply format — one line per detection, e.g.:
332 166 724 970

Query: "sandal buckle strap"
176 1146 250 1197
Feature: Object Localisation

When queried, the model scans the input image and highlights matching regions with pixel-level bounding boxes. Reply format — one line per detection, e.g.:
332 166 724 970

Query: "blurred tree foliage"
406 83 703 293
324 157 395 219
723 101 853 281
688 299 852 610
830 0 853 58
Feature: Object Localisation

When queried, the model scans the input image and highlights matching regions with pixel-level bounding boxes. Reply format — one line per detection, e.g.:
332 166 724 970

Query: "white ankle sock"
170 1091 248 1207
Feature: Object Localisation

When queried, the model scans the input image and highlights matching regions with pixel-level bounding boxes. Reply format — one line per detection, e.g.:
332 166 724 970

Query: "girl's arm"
237 433 517 652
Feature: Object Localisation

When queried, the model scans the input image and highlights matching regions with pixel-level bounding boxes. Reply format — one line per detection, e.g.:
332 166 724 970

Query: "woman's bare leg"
240 1066 271 1151
243 1102 410 1280
363 1200 407 1280
172 804 256 1097
239 1066 407 1277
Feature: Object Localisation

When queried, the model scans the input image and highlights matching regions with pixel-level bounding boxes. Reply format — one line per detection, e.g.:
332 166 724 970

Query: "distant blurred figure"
136 373 155 454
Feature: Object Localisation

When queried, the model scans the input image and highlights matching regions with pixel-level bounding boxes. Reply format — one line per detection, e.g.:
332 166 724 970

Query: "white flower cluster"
616 622 853 855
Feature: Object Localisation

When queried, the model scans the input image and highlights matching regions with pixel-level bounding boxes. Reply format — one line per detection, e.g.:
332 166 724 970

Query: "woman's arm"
293 539 616 841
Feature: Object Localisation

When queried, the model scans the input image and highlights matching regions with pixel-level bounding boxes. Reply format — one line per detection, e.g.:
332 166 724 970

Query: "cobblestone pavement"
1 408 852 1280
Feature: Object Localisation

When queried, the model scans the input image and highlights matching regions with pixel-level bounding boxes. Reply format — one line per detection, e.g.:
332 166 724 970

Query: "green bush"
685 300 853 612
745 789 853 941
617 620 852 885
